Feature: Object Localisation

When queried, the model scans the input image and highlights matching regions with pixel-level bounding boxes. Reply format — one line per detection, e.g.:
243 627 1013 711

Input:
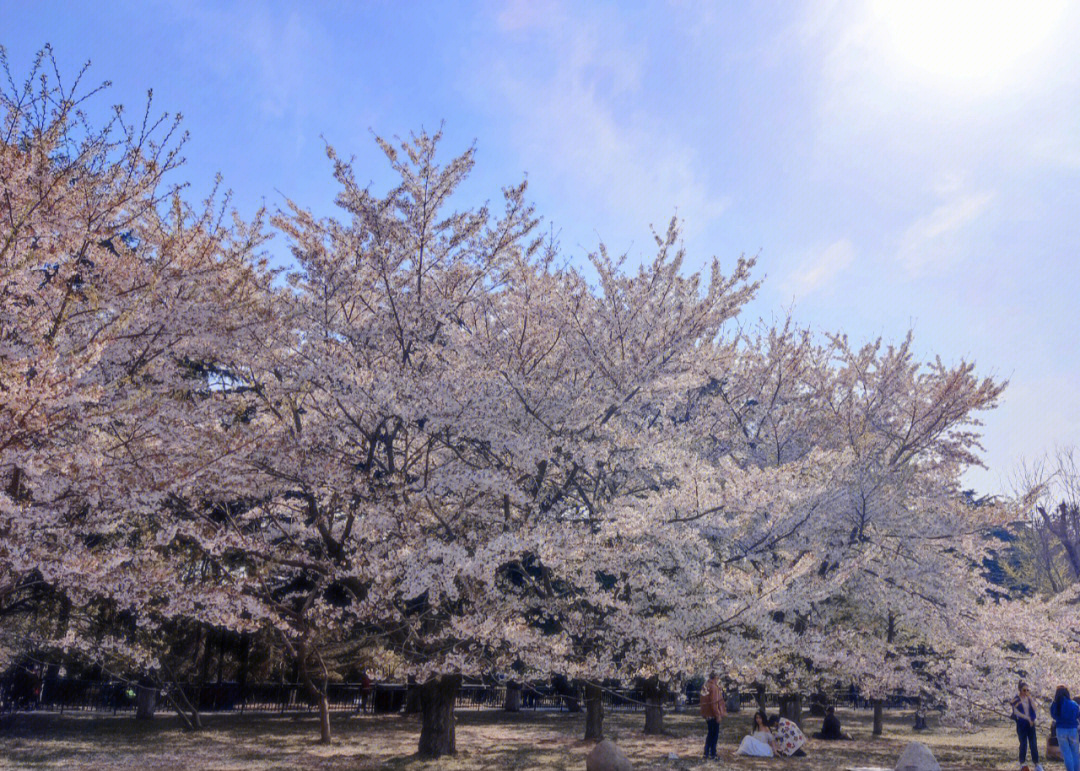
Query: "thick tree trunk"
726 691 742 713
503 681 521 712
755 682 767 712
789 693 803 728
642 677 664 735
418 674 460 758
136 682 157 720
564 691 581 712
584 682 604 741
644 699 664 734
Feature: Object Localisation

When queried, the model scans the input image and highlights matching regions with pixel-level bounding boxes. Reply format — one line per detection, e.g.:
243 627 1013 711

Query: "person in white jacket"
737 711 778 757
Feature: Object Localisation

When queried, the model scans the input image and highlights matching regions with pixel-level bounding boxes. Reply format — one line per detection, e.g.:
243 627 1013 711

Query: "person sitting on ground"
813 705 851 740
737 710 778 757
769 714 809 756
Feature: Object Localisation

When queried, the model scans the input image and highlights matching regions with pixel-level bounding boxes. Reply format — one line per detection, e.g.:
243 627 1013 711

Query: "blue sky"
4 0 1079 495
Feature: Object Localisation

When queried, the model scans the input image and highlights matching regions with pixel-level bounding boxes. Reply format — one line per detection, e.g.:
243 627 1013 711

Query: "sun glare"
869 0 1066 90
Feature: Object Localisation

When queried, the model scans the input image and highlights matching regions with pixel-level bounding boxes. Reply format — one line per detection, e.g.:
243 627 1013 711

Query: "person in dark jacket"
1050 686 1080 771
813 705 851 740
1011 681 1042 770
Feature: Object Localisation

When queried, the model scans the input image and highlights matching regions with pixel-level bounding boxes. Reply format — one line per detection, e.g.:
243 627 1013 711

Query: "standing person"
359 670 373 713
699 672 726 760
1011 681 1042 771
1051 686 1080 771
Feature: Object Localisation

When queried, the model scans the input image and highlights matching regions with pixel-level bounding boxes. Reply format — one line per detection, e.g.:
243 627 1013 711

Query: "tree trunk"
215 630 225 685
316 693 331 744
136 684 157 720
726 691 742 713
874 611 895 737
418 674 460 758
405 676 422 714
644 699 664 734
237 634 250 706
642 677 664 735
790 693 803 728
584 682 604 741
296 642 332 744
164 683 201 731
192 625 209 711
503 681 521 712
779 694 791 721
755 682 767 712
564 691 581 712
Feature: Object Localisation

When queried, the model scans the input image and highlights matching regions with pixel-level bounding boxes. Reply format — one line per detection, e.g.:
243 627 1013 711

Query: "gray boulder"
586 739 634 771
894 742 941 771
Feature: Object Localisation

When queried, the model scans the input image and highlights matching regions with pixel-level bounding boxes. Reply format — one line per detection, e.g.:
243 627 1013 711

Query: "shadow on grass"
0 706 1019 770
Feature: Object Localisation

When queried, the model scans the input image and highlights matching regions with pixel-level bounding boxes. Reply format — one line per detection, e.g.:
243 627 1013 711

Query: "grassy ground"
0 705 1028 770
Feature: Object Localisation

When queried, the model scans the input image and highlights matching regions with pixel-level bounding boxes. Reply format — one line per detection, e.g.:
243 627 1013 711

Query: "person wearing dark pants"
699 671 726 759
704 717 721 758
1011 681 1042 771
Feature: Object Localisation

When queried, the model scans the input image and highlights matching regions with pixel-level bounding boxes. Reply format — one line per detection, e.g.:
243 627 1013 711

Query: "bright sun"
868 0 1067 90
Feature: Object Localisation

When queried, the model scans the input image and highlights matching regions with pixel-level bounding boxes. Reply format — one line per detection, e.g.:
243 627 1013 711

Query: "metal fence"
3 678 647 715
3 676 912 717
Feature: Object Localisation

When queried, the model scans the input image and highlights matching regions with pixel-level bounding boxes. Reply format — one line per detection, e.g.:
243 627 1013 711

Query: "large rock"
586 739 634 771
894 742 941 771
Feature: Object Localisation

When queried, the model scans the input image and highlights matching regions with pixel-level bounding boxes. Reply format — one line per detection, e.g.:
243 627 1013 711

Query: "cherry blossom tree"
0 49 278 719
693 325 1012 729
5 50 1063 763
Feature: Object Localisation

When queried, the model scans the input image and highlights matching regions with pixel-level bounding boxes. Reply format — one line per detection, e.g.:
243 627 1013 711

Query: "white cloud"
784 238 855 296
475 4 730 248
496 0 564 32
896 191 993 275
175 3 325 123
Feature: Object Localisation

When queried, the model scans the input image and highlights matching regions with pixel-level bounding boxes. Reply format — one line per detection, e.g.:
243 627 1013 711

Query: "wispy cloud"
896 191 993 275
496 0 564 32
176 3 326 124
473 3 730 248
784 238 855 296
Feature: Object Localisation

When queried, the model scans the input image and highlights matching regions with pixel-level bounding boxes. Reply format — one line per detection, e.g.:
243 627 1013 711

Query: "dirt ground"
0 705 1031 770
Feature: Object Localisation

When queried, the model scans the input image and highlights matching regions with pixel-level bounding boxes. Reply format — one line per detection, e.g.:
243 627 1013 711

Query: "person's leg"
706 718 720 757
1059 728 1080 771
1019 721 1030 763
1028 723 1039 764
